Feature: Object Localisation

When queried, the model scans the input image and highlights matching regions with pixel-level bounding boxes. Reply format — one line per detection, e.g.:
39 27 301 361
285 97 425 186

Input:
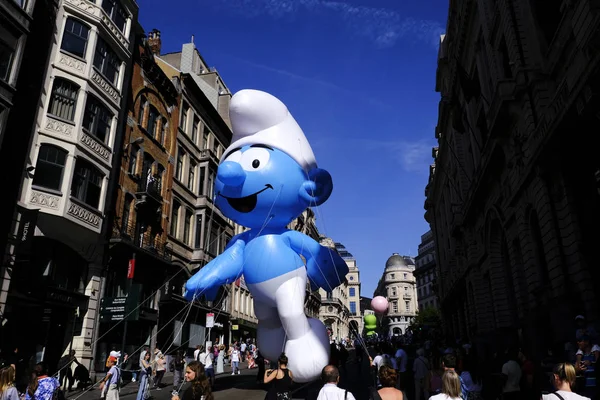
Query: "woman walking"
263 353 293 400
136 352 152 400
171 361 213 400
216 346 225 375
429 370 463 400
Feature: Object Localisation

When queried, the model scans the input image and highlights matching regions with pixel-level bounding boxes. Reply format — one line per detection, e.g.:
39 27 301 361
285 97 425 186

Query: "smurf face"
215 144 310 229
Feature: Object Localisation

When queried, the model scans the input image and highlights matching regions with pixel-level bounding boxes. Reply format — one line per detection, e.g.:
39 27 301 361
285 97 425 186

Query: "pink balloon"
371 296 389 314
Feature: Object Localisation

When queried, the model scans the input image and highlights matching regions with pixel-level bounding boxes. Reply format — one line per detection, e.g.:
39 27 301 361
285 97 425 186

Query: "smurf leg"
275 269 330 383
254 300 286 362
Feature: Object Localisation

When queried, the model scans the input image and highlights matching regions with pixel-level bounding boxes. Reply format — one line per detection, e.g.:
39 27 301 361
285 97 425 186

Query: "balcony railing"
137 174 163 203
112 219 172 261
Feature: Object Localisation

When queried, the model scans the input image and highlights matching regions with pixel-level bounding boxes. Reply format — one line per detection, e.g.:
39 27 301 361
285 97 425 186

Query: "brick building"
425 0 600 364
96 26 181 370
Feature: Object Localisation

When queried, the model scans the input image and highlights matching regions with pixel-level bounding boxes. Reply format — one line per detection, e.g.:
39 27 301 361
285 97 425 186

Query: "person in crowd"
501 348 522 400
216 345 225 375
136 351 151 400
460 356 482 400
25 363 60 400
442 354 468 400
56 350 80 392
430 358 444 396
414 348 431 400
99 356 120 400
256 351 266 385
171 350 186 387
542 362 591 400
171 361 213 400
576 316 599 343
264 353 293 400
376 365 403 400
575 336 599 399
199 346 214 387
0 364 19 400
231 346 240 376
193 346 202 363
429 370 462 400
316 365 355 400
395 345 408 389
152 348 166 390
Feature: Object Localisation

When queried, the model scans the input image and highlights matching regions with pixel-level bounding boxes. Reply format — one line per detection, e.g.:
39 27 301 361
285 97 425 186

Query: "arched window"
71 158 103 208
128 145 139 175
138 95 146 125
170 199 180 236
32 144 68 191
61 17 90 58
147 105 159 136
48 78 79 121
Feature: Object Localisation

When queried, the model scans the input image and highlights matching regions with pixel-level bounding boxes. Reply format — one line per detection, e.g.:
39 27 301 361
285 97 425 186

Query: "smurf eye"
223 150 242 163
240 147 270 171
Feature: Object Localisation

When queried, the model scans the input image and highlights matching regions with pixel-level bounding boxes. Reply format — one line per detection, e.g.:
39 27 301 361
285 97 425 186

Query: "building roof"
386 253 408 268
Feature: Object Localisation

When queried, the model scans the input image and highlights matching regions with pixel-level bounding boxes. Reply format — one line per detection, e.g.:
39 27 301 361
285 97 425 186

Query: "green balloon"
364 314 377 334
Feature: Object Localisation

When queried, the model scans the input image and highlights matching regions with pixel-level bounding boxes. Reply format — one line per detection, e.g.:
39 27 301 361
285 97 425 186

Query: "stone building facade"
374 254 418 337
318 237 349 341
335 242 363 337
425 0 600 363
2 0 137 374
414 230 438 311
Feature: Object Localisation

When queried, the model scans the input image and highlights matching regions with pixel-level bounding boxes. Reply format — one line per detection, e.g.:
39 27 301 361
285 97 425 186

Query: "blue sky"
139 0 449 297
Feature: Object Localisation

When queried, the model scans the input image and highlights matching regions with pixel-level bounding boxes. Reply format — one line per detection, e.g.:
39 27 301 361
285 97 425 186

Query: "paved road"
68 350 377 400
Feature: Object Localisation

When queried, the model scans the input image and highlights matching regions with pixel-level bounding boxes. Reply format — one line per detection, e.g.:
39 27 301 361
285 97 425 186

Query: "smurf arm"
184 232 247 301
283 230 349 292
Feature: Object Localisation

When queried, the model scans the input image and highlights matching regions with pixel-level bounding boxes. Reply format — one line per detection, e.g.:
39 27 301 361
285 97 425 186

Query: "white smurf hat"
225 89 317 171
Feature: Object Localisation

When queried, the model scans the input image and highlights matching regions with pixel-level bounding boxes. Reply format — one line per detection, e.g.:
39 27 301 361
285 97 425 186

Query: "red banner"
127 259 136 279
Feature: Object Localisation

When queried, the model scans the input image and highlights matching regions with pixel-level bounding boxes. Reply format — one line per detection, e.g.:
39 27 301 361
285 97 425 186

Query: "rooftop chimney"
148 29 161 55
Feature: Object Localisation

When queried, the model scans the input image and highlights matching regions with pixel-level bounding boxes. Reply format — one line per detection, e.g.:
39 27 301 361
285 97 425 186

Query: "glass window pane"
48 79 79 121
0 40 14 81
60 18 89 58
32 145 67 190
71 159 103 208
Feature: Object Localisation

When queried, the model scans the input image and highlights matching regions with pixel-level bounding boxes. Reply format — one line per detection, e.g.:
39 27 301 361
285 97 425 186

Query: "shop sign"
232 325 239 330
15 207 38 256
100 292 140 322
206 313 214 328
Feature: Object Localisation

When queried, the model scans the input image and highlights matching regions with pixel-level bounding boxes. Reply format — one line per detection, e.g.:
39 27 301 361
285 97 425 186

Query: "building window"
184 209 192 245
128 146 138 175
122 195 133 232
223 234 232 252
170 200 180 236
0 40 12 83
199 167 206 196
83 95 112 142
350 301 356 315
61 18 89 58
207 172 214 200
176 149 184 181
202 126 209 149
405 301 410 311
101 0 127 32
327 306 333 312
194 214 202 248
32 144 67 191
188 160 196 191
326 292 333 300
48 79 79 121
180 103 188 132
392 288 397 296
403 273 407 279
94 37 120 86
209 224 220 255
390 274 395 279
138 96 146 125
71 159 103 208
159 118 167 145
192 117 199 144
349 288 355 297
392 301 398 313
404 286 408 292
147 105 159 136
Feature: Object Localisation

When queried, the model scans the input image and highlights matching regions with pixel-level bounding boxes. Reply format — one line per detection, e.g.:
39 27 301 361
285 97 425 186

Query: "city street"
68 350 375 400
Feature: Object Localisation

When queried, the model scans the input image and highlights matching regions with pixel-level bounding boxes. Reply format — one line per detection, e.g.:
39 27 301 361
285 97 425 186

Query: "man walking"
316 365 356 400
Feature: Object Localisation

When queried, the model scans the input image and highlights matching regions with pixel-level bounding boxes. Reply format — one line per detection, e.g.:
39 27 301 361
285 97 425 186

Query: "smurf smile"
219 184 273 213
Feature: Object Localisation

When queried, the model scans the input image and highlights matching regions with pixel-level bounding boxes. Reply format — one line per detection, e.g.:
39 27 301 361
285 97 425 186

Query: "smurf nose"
218 161 246 186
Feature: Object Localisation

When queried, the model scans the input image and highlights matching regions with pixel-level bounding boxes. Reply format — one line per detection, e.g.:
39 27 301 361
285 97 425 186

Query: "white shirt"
317 383 356 400
576 344 600 356
201 351 213 369
231 350 240 362
502 360 522 393
429 394 461 400
542 391 591 400
139 350 147 366
395 348 408 372
194 349 201 361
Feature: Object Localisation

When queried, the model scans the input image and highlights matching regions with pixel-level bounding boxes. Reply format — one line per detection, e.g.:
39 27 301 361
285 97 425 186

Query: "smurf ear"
299 168 333 207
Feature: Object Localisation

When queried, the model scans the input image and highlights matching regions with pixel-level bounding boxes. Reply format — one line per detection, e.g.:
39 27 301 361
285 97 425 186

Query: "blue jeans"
232 361 239 373
136 372 148 400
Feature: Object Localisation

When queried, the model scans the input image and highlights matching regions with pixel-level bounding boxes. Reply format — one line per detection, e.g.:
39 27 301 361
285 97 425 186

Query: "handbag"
276 392 291 400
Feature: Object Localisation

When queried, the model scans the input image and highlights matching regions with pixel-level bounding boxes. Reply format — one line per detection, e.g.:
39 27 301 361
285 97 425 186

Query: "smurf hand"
184 240 245 301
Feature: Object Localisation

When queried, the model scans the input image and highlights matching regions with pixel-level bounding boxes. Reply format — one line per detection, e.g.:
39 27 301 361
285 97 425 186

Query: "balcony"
136 174 163 205
403 294 412 300
112 219 172 261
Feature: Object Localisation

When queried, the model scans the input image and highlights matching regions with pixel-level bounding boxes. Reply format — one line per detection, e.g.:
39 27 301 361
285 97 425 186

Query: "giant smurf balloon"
185 89 349 382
